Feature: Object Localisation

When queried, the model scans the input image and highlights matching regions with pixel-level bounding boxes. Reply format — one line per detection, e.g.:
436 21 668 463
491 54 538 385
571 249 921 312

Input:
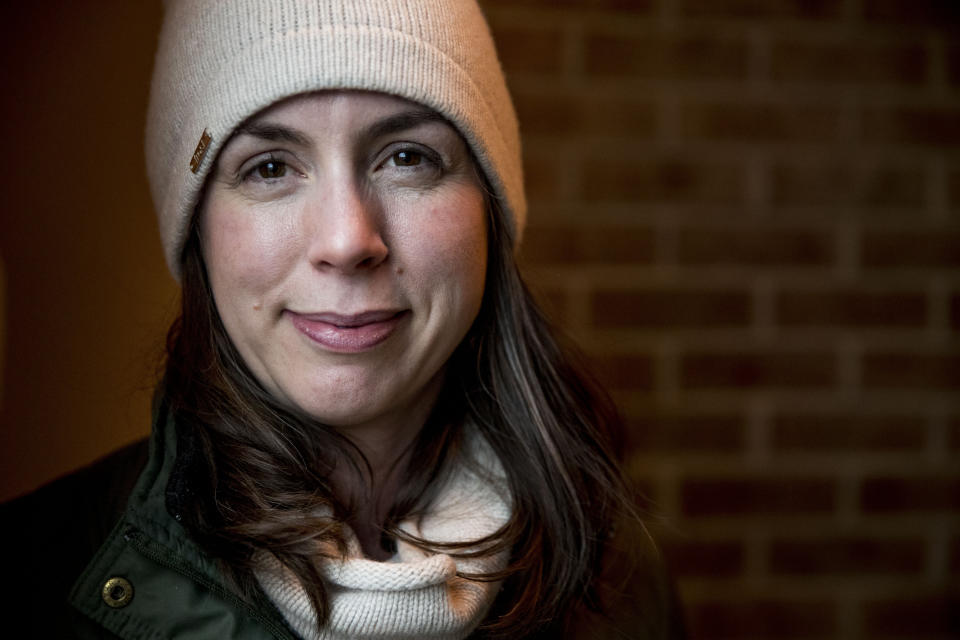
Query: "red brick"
772 413 925 451
681 351 835 389
862 106 960 147
861 230 960 269
682 476 836 517
512 90 656 136
519 225 655 265
951 535 960 576
775 290 927 327
619 471 659 510
771 162 925 208
588 354 655 392
680 101 841 142
584 32 749 80
948 45 960 86
629 477 659 510
861 595 960 637
769 537 925 575
678 228 834 267
583 158 746 204
625 412 745 452
950 168 960 213
592 289 751 328
861 0 960 25
860 475 960 512
688 600 836 638
527 287 567 325
861 352 960 390
771 39 928 85
661 538 744 578
523 148 562 201
680 0 842 19
489 25 563 75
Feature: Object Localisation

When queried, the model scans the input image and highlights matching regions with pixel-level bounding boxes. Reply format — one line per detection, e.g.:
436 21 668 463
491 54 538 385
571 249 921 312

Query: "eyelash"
237 145 444 186
239 154 291 184
379 145 443 174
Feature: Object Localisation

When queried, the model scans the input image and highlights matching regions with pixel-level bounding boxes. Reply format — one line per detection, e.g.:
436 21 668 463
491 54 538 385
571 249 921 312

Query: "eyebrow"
234 109 450 149
362 110 449 142
233 122 312 146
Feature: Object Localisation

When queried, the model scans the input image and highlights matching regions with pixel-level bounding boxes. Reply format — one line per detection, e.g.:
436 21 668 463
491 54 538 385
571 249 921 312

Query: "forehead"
260 90 425 117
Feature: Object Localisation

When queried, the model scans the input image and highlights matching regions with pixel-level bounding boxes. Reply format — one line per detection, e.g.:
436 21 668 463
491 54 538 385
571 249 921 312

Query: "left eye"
255 160 287 179
391 150 423 167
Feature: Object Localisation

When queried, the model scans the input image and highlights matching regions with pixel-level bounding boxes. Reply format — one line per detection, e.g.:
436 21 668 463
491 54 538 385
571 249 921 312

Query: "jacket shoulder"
2 438 150 544
0 439 149 637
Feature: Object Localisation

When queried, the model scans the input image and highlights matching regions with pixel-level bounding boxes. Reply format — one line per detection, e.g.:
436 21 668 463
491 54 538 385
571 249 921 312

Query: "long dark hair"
163 195 639 636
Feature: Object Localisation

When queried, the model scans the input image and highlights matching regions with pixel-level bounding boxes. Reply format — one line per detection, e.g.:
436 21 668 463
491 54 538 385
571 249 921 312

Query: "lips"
287 309 408 353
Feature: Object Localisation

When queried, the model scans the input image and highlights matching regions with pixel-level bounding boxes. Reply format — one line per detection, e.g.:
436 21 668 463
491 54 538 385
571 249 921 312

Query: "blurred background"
0 1 957 638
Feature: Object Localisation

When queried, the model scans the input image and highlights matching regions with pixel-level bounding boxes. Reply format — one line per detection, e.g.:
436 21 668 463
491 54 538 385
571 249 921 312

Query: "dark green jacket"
2 403 299 639
1 403 685 639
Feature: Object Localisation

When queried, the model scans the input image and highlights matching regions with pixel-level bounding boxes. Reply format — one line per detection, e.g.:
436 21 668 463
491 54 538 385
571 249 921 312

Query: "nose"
304 180 389 273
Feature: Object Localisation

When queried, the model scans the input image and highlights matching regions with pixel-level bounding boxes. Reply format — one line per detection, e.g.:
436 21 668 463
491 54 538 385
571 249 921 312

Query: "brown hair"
163 199 638 636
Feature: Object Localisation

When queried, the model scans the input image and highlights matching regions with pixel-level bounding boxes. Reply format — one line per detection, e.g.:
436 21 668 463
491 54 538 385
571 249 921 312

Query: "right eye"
390 150 423 167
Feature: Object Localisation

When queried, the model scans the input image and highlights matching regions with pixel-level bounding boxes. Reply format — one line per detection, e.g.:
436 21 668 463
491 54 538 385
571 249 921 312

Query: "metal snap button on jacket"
101 576 134 608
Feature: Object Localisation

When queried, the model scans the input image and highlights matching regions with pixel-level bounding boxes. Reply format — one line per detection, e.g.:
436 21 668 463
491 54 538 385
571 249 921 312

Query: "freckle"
395 267 405 275
253 303 262 311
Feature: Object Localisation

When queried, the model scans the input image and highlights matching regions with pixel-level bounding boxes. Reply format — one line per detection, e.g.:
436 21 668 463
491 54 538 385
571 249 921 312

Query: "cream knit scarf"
255 429 512 640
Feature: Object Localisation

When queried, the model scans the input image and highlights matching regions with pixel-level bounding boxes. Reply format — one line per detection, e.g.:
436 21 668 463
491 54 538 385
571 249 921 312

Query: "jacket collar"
69 399 297 639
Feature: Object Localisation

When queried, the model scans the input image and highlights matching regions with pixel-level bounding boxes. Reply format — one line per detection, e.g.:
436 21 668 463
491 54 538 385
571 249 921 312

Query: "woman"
3 1 682 638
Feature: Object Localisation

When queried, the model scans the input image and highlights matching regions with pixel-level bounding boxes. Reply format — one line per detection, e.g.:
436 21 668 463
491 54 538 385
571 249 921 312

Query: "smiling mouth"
287 310 408 352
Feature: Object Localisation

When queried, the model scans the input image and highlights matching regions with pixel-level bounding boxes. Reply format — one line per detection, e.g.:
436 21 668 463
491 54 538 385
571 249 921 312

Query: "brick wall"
479 0 959 638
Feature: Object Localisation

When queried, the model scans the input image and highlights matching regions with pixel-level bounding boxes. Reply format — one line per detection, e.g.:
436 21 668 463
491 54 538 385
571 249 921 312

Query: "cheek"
448 191 489 279
407 190 488 292
202 201 297 294
448 221 488 297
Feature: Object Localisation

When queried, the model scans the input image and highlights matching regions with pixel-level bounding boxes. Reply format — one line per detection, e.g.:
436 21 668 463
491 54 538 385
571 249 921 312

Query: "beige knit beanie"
146 0 525 279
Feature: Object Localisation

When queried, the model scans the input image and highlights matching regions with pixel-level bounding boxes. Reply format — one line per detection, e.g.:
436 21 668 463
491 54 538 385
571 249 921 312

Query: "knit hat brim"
147 1 525 279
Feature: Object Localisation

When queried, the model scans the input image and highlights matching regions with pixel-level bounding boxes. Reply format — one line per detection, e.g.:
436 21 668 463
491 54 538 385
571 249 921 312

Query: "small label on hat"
189 129 212 173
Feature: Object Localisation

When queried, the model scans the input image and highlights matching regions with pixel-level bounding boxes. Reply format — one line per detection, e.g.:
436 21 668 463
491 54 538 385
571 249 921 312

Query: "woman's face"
200 91 488 435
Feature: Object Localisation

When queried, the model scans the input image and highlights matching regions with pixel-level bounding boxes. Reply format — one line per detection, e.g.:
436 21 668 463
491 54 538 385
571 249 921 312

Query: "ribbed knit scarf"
256 430 512 640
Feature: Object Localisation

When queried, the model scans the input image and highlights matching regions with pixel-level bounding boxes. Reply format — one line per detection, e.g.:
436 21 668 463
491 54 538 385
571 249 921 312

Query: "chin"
287 386 390 428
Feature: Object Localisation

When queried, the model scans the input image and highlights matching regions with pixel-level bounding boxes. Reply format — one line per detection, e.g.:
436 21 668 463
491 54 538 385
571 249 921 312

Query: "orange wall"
0 1 175 500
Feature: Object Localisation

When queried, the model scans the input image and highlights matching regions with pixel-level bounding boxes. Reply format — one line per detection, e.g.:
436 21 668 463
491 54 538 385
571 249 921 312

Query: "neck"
330 436 414 560
329 372 446 559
